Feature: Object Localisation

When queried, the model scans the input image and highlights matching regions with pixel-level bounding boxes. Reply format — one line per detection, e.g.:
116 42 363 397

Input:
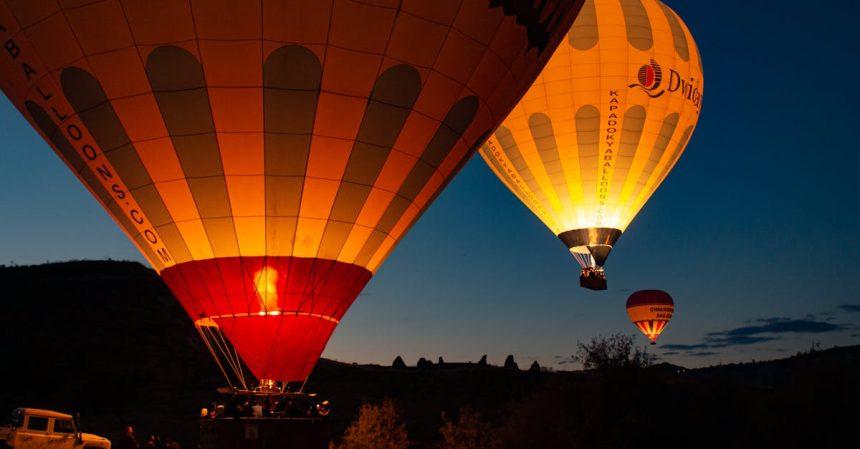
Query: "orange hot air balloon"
479 0 703 290
0 0 584 390
626 290 674 344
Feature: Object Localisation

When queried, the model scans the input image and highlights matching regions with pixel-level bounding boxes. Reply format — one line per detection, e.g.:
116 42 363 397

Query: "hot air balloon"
626 289 673 344
0 0 583 391
479 0 703 290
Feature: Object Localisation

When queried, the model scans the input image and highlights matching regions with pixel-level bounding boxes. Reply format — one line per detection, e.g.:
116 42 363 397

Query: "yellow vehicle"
0 409 110 449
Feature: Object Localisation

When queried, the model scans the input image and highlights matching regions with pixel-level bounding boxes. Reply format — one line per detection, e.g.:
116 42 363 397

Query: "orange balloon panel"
479 0 702 285
0 0 583 382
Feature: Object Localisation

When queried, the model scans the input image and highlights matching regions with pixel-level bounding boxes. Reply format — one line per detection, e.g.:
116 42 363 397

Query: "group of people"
201 395 323 420
116 425 181 449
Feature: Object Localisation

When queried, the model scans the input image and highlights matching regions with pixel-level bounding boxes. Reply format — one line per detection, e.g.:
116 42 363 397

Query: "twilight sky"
1 0 859 369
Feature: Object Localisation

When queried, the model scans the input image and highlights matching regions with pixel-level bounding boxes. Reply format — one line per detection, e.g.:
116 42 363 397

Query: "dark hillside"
0 261 221 444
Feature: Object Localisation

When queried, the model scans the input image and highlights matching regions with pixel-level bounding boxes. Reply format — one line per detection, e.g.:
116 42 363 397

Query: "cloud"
554 356 577 365
839 304 860 313
744 316 792 324
661 343 709 351
699 318 847 348
688 351 717 357
704 335 779 348
709 318 845 338
662 316 851 358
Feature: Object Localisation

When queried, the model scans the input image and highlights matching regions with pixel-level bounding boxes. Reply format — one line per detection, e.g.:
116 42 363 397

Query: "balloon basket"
201 388 332 449
213 387 332 418
200 417 329 449
579 270 607 290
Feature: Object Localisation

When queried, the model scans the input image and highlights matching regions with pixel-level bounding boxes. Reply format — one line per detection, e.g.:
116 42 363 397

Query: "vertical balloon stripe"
627 112 678 205
650 125 692 191
607 105 646 207
318 65 421 260
263 45 320 176
480 143 541 212
659 2 689 61
262 45 322 256
24 100 164 271
575 105 600 209
620 0 653 51
147 45 239 257
693 33 704 75
529 113 572 216
568 0 598 50
59 67 192 262
353 96 479 267
415 97 480 175
495 126 555 214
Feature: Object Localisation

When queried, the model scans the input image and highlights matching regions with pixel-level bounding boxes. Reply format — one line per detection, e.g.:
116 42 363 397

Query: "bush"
573 333 655 370
330 400 410 449
437 407 499 449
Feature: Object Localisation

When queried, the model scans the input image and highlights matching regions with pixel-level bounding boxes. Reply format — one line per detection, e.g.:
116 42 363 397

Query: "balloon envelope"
0 0 582 383
626 290 674 343
479 0 703 289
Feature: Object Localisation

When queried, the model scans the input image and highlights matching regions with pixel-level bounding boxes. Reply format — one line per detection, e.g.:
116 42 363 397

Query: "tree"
438 407 499 449
573 333 655 370
331 400 410 449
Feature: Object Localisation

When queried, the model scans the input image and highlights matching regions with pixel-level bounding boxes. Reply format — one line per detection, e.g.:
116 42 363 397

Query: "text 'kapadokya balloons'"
626 290 674 344
0 0 584 387
479 0 703 290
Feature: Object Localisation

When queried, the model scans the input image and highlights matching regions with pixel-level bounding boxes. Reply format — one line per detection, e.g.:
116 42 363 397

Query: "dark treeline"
1 261 857 449
318 339 858 449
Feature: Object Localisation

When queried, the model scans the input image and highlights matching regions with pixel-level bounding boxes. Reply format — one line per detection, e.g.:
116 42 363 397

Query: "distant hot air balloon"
479 0 703 290
626 290 674 344
0 0 583 390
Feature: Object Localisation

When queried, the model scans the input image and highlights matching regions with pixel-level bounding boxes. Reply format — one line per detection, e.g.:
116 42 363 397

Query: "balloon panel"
0 0 583 382
626 303 674 323
480 0 702 239
161 256 371 381
632 319 669 343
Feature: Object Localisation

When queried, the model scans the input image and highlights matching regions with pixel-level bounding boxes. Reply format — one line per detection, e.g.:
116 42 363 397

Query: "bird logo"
629 59 665 97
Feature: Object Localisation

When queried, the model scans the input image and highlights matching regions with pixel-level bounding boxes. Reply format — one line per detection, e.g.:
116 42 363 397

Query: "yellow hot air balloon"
480 0 702 290
0 0 583 389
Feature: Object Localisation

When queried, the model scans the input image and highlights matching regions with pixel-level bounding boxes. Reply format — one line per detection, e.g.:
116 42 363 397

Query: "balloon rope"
196 325 234 390
212 326 249 390
205 326 243 388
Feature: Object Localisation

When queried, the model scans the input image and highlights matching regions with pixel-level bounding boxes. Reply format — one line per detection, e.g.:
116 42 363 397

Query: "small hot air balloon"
626 290 674 344
479 0 703 290
0 0 583 390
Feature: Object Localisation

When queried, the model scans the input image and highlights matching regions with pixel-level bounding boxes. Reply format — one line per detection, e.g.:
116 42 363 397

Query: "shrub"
438 407 498 449
573 333 655 370
331 400 410 449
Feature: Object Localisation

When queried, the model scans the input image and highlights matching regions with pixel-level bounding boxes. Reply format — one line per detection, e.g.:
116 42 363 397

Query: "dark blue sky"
2 0 859 368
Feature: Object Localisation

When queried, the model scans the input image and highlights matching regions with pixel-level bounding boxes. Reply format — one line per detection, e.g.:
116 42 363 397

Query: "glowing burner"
254 266 279 313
